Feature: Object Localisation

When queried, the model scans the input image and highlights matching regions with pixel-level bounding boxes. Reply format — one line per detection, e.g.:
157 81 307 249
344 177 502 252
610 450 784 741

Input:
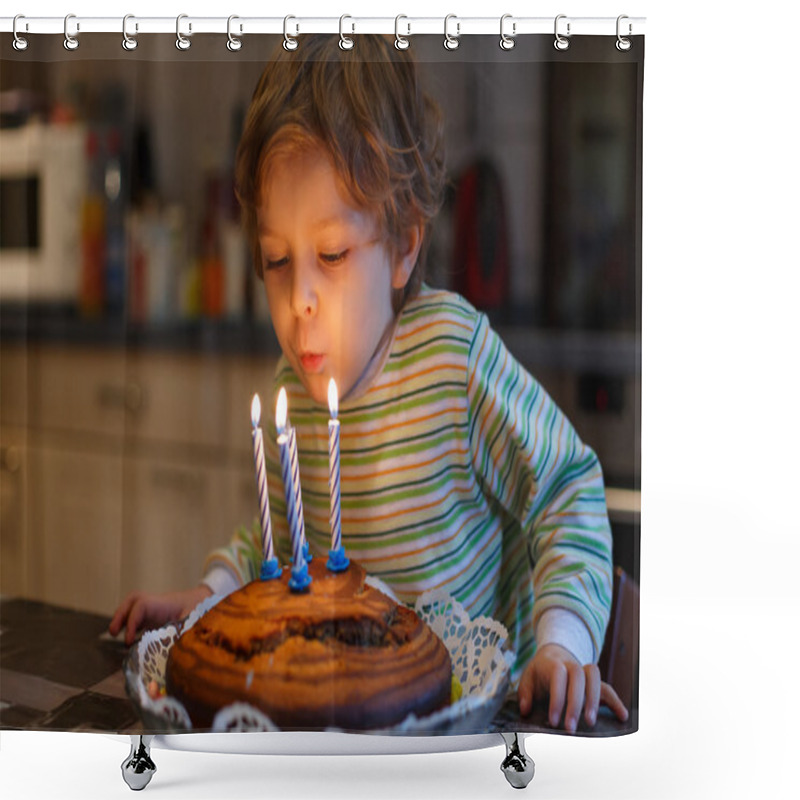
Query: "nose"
290 259 318 319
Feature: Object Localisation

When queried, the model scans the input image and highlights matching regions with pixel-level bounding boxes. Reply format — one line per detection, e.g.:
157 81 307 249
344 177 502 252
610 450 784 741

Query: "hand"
108 585 213 646
518 643 629 733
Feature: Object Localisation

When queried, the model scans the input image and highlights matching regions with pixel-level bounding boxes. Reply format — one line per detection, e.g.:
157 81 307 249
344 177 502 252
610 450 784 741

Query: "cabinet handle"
1 445 21 474
124 382 144 414
95 382 145 415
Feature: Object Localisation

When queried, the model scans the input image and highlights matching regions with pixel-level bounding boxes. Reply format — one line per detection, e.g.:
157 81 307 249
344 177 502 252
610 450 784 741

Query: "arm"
466 314 625 728
109 584 213 646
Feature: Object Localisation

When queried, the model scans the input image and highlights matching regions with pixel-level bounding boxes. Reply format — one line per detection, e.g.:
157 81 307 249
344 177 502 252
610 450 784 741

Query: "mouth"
298 352 326 374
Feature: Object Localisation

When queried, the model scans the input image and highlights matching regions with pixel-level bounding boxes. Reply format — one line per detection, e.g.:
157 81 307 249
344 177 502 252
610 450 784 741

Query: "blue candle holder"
326 545 350 573
303 540 312 562
288 561 312 592
259 557 282 581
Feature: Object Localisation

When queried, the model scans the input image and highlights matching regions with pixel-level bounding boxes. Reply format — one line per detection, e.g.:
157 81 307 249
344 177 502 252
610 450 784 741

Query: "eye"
320 250 348 266
264 255 289 271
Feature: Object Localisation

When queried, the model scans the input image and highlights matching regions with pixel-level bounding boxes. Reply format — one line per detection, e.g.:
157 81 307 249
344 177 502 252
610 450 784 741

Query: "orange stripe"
395 317 472 342
345 445 470 481
368 361 467 395
354 504 485 564
354 405 463 438
347 481 475 526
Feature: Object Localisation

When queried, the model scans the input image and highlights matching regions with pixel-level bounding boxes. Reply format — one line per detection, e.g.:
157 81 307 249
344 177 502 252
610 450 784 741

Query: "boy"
111 34 628 733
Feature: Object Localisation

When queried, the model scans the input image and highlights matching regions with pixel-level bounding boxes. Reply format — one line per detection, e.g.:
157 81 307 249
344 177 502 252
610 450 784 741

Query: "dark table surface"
0 596 635 737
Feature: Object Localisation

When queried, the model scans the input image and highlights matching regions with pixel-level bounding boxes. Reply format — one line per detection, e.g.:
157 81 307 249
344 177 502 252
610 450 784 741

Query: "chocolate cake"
165 559 452 730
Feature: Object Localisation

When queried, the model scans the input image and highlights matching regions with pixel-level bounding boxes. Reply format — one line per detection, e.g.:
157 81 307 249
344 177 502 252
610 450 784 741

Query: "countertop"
0 595 634 738
0 303 640 375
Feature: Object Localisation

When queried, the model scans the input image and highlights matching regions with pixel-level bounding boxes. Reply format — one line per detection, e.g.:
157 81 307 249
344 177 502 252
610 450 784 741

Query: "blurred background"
0 34 641 614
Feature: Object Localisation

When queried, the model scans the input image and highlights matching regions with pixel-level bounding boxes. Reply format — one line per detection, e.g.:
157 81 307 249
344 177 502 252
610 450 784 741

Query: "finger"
564 663 585 733
518 664 535 717
600 682 630 722
548 663 568 728
583 665 602 726
109 594 136 636
125 600 146 646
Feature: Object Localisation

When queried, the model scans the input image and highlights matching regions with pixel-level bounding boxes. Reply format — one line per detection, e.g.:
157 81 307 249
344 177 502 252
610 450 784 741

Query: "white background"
2 1 799 798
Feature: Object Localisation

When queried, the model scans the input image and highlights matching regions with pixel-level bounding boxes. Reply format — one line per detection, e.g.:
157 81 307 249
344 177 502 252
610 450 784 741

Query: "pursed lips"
298 352 326 373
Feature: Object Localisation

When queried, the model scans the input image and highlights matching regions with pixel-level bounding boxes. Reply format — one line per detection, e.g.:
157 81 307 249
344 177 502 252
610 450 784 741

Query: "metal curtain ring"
283 15 298 50
12 15 28 51
122 14 138 51
227 15 242 51
500 14 516 50
395 15 410 50
554 14 570 51
339 15 354 50
444 14 460 51
64 14 79 51
176 14 191 50
616 15 632 51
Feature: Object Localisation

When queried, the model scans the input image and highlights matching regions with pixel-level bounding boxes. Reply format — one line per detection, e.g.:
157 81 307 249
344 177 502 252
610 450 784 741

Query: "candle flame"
276 387 288 433
328 378 339 419
251 393 261 427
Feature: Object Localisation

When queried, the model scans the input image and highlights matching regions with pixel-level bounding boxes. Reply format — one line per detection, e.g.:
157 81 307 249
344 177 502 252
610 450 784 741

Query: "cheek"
264 277 285 318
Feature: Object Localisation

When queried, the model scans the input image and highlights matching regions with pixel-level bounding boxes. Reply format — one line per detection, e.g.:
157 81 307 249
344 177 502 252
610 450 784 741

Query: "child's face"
257 146 413 406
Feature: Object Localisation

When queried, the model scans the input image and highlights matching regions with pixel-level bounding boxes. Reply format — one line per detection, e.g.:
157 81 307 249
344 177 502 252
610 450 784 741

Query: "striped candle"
326 378 348 572
287 424 310 561
251 394 280 581
327 378 342 552
276 387 310 591
250 394 274 559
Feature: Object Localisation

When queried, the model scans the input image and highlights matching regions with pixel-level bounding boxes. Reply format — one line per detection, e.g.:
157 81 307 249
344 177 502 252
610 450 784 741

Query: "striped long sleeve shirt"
203 286 613 681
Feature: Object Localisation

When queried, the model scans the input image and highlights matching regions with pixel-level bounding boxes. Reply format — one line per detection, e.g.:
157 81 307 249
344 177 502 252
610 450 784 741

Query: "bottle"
79 130 106 317
199 176 224 318
104 127 127 316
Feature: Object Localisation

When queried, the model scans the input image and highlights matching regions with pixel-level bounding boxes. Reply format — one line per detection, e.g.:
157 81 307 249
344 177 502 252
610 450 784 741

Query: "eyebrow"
258 210 363 238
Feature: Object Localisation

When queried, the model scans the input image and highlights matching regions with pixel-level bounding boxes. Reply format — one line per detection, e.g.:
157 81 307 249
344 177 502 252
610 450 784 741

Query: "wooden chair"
598 566 639 713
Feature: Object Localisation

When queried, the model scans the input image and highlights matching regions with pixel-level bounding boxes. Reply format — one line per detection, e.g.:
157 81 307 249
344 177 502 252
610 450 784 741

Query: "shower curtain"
0 18 642 740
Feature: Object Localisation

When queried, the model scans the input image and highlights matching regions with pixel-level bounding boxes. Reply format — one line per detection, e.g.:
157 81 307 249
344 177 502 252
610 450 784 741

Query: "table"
0 597 636 736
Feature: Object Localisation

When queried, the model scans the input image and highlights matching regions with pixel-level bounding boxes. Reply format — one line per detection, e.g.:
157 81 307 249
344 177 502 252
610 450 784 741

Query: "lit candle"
326 378 349 572
287 424 311 563
251 394 280 580
276 387 311 592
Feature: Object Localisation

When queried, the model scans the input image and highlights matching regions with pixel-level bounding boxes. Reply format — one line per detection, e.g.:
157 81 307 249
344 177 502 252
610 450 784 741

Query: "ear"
391 223 424 290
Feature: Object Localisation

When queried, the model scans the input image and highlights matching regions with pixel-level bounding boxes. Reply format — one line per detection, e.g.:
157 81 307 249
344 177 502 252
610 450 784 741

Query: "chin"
301 374 329 406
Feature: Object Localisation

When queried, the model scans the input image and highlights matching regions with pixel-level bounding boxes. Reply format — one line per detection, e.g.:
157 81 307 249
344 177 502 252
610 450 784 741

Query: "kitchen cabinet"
27 439 124 613
0 341 278 615
1 344 32 598
0 425 28 598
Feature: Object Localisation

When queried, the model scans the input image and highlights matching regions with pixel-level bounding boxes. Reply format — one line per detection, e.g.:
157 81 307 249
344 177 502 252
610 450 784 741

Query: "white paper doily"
124 581 514 735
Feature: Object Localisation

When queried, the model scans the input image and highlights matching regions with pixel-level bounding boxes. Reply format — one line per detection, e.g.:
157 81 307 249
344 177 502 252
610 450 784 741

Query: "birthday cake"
164 559 452 730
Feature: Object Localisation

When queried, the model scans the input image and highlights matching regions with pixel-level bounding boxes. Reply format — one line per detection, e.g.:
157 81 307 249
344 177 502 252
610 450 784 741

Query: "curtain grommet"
444 14 460 51
500 14 516 51
339 15 354 50
616 15 632 51
122 14 138 51
283 15 298 50
395 15 410 50
12 15 29 51
63 13 79 51
227 15 242 51
176 14 191 51
554 14 570 51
